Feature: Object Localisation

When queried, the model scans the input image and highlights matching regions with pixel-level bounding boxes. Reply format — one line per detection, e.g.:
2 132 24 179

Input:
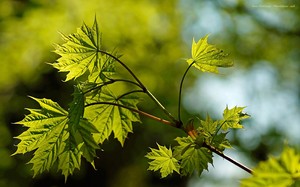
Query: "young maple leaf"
241 146 300 187
174 136 213 176
52 17 113 81
220 106 250 131
14 90 99 180
197 115 232 151
186 35 233 73
145 144 180 178
84 87 141 146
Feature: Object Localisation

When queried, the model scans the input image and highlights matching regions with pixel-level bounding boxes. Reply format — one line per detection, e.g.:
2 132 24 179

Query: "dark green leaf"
174 136 213 176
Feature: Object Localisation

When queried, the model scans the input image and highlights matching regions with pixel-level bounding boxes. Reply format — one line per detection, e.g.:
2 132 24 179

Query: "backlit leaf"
68 86 100 167
221 106 250 131
145 144 180 178
186 35 233 73
174 136 213 176
85 87 140 146
197 115 231 151
52 17 114 81
241 146 300 187
14 93 99 180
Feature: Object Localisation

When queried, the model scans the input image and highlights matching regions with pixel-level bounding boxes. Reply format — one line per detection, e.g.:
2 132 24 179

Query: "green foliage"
85 87 141 146
241 146 300 187
186 35 233 73
174 136 213 176
13 96 99 181
13 19 140 180
13 17 299 187
13 18 248 180
52 18 103 82
146 106 248 178
221 106 250 131
145 144 180 178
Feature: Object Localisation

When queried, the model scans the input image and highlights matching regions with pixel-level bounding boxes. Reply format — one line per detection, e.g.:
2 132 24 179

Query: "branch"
203 142 253 174
85 101 176 127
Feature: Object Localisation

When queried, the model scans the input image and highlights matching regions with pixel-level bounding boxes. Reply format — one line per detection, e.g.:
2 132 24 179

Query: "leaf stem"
98 50 145 88
178 61 196 124
202 142 253 174
83 79 143 95
116 90 145 100
82 80 115 95
210 120 226 144
108 78 143 89
98 49 179 125
85 101 176 127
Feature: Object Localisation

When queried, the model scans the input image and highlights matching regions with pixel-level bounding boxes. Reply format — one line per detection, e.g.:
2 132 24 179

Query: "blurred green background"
0 0 299 186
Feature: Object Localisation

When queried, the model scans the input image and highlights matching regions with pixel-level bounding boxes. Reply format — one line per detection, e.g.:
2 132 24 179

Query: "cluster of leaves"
146 106 249 178
13 17 299 186
14 19 141 180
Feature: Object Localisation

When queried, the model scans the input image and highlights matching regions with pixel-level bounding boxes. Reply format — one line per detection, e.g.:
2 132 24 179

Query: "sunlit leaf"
68 86 100 167
199 114 218 136
241 146 300 187
196 115 231 151
85 87 140 146
221 106 250 131
174 136 213 176
145 144 180 178
186 35 233 73
52 17 114 81
14 93 99 180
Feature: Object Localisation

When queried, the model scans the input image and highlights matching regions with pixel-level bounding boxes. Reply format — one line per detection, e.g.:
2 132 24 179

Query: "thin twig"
178 61 195 125
85 101 176 127
203 142 253 174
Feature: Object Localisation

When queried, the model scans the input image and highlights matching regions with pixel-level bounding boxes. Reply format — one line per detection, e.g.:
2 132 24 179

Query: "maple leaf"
13 97 68 155
68 86 100 167
198 114 218 136
174 136 213 176
186 35 233 73
220 106 250 131
145 144 180 178
14 89 99 180
52 17 114 81
241 146 300 187
84 87 140 146
196 115 231 151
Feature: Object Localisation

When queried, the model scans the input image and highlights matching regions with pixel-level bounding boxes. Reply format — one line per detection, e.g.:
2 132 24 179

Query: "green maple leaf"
186 35 233 73
210 132 231 151
68 86 100 168
241 146 300 187
196 115 231 151
198 114 218 136
85 87 140 146
145 144 180 178
174 136 213 176
13 97 68 156
221 106 250 131
14 89 99 180
52 17 114 81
